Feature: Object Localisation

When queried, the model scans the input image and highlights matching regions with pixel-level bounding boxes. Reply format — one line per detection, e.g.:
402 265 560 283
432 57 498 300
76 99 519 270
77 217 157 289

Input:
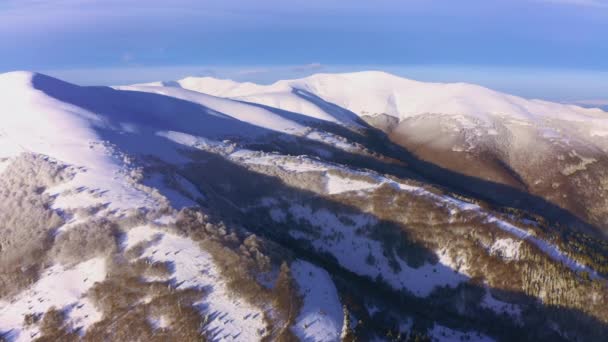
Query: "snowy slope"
0 71 162 216
133 71 608 169
0 71 325 216
154 72 608 233
134 75 366 127
0 72 297 341
114 84 308 136
123 226 267 341
291 260 343 342
2 70 608 341
0 258 106 341
148 71 608 133
0 71 360 342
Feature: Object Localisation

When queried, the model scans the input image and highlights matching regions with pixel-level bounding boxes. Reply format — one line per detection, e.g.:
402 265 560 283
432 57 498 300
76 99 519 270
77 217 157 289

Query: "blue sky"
1 0 607 103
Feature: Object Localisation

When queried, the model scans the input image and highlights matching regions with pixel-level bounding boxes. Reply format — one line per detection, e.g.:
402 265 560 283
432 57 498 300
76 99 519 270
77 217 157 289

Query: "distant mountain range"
571 100 608 112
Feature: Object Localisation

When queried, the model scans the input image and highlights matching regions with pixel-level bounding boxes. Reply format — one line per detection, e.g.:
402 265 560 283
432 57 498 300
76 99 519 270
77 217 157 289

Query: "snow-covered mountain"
158 71 606 124
149 71 608 236
1 70 608 342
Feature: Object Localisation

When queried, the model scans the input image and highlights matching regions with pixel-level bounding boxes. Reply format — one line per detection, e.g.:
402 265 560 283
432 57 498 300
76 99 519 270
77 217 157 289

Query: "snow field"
0 258 107 341
123 226 267 341
287 204 468 297
291 260 343 342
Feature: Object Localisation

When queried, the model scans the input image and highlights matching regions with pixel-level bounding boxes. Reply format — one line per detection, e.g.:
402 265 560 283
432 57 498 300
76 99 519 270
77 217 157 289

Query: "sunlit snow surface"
150 71 608 140
123 226 266 341
0 258 106 341
1 70 607 341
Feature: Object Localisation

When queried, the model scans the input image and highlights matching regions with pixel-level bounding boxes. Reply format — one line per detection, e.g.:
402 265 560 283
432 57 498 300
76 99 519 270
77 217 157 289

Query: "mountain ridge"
126 70 608 235
2 70 608 341
139 70 607 119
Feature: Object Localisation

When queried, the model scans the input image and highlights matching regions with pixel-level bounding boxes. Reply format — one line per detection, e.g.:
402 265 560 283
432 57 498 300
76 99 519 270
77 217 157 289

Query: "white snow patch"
0 257 106 341
489 238 521 261
437 248 471 276
154 215 177 225
325 173 377 195
230 150 329 174
288 205 468 297
43 151 160 217
291 260 343 342
148 314 171 330
305 131 358 152
156 131 232 154
487 217 596 277
123 226 266 341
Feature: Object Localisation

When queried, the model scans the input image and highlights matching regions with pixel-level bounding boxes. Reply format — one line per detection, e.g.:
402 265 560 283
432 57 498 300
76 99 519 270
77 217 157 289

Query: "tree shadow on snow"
228 82 604 238
177 148 608 342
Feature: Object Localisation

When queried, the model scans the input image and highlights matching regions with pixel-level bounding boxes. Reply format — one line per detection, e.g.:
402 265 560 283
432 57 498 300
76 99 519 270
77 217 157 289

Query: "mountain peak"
0 71 81 96
0 70 39 88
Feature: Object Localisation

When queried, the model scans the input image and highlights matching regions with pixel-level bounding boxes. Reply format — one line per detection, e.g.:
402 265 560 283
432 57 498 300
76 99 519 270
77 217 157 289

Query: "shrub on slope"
0 154 72 297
